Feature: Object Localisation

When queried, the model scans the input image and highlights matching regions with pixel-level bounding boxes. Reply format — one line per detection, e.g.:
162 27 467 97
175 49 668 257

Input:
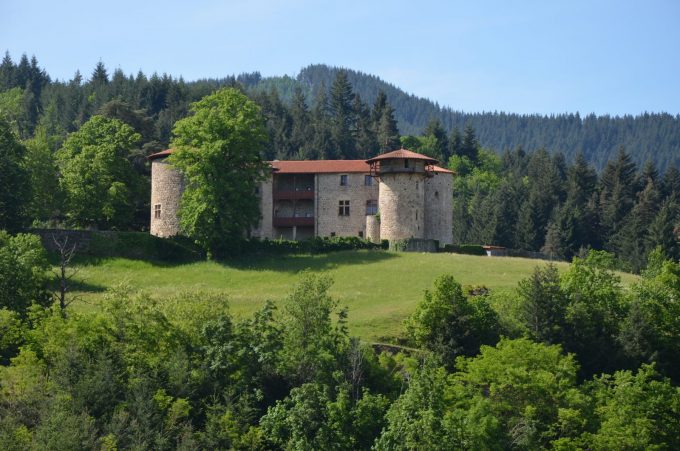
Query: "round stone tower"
149 150 184 237
366 149 438 242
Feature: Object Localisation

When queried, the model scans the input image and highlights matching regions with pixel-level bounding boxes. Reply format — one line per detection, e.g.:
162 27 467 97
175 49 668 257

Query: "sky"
2 0 679 115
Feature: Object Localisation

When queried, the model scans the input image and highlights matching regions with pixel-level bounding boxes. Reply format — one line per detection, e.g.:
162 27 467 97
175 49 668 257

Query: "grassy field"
68 250 638 341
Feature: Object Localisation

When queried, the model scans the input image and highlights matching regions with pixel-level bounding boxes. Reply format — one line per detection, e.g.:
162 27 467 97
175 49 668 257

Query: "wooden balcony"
273 216 315 227
273 189 315 200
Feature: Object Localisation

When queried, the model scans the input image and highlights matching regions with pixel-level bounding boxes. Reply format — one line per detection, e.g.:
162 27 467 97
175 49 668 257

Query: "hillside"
246 65 680 171
68 250 637 342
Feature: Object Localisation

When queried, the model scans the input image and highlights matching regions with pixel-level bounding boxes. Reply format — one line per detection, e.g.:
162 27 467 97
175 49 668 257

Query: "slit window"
154 204 161 219
339 200 350 216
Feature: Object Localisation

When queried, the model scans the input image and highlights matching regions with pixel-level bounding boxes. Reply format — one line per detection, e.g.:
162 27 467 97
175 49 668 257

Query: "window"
404 159 410 168
340 174 348 186
331 232 336 237
154 204 161 219
358 231 364 238
365 200 378 215
338 200 350 216
416 181 419 190
364 175 373 186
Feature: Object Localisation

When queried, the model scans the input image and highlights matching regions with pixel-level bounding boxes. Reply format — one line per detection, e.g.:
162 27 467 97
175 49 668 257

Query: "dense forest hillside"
1 53 679 171
246 64 680 171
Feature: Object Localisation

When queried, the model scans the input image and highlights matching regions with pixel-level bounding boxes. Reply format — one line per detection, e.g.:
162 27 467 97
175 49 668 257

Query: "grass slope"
69 250 637 341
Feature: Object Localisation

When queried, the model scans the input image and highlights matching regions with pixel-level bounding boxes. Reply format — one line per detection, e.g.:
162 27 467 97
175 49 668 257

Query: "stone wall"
150 159 184 237
365 215 380 243
316 173 378 238
424 172 453 247
252 178 273 239
379 172 426 240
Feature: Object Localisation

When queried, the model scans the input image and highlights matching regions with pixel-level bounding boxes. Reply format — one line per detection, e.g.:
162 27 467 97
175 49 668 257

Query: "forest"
1 236 679 448
1 52 680 449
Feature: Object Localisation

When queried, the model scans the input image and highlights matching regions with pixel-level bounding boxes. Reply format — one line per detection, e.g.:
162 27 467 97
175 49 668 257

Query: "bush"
243 236 381 255
88 232 204 262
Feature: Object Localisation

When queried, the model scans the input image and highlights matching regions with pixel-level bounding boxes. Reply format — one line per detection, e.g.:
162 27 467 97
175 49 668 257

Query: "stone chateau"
148 148 454 248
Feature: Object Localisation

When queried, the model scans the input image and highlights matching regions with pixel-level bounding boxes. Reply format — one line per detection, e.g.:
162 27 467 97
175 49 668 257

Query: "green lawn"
69 250 638 341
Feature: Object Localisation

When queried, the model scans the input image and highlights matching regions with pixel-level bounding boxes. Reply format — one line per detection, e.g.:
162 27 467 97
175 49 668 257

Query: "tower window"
340 175 348 186
154 204 161 219
339 200 350 216
364 175 373 186
366 199 378 215
358 231 364 238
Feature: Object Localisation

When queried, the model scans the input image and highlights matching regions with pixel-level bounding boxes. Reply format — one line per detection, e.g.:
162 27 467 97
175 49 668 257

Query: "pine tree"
460 124 479 163
0 52 15 91
310 82 334 159
328 71 356 158
372 91 399 153
352 94 378 159
448 127 462 159
289 86 312 158
662 166 680 199
421 119 449 163
600 146 638 241
647 195 680 260
90 61 109 85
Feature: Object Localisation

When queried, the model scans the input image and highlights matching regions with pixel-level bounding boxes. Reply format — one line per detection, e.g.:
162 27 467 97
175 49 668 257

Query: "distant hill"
242 64 680 171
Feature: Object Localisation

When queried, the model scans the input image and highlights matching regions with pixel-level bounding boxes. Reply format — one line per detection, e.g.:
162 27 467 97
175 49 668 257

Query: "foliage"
405 275 500 366
57 115 142 228
0 117 30 231
170 88 269 257
0 231 49 316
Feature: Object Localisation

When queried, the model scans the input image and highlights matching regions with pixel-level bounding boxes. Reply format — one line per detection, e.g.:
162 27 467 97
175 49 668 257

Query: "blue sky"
2 0 679 115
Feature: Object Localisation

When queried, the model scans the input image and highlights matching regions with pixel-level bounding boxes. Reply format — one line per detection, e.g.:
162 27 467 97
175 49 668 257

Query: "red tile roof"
366 148 439 165
148 149 453 174
271 160 370 173
147 149 173 160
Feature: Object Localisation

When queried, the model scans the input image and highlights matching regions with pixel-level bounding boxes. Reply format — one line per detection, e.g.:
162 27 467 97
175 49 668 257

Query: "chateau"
148 148 453 248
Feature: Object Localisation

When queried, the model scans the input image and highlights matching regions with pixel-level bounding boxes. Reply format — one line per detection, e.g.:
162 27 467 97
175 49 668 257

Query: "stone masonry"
150 159 184 237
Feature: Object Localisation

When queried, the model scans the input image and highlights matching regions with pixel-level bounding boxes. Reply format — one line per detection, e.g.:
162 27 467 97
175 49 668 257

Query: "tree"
170 88 269 256
57 115 141 228
459 124 480 163
279 272 348 384
405 275 500 366
372 91 400 153
517 264 567 344
453 338 584 449
23 126 61 221
0 117 30 231
420 119 449 162
328 71 356 158
587 365 680 450
0 231 49 315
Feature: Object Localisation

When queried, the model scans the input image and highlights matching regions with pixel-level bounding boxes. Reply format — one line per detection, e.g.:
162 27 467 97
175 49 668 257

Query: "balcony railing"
273 189 315 200
273 216 315 227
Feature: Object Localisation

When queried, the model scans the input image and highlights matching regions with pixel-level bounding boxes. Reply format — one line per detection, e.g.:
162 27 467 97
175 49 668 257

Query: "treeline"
446 136 680 272
2 53 680 171
251 64 680 171
1 234 679 448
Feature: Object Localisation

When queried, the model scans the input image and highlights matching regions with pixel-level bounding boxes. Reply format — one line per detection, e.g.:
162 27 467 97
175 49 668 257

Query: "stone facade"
150 159 184 237
379 171 427 241
424 173 453 246
316 173 378 238
149 151 454 248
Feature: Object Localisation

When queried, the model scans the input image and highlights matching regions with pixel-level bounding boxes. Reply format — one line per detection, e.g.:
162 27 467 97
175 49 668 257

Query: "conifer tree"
310 82 333 159
352 94 378 159
289 87 312 159
328 71 356 158
372 91 400 152
460 124 479 163
448 127 462 159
